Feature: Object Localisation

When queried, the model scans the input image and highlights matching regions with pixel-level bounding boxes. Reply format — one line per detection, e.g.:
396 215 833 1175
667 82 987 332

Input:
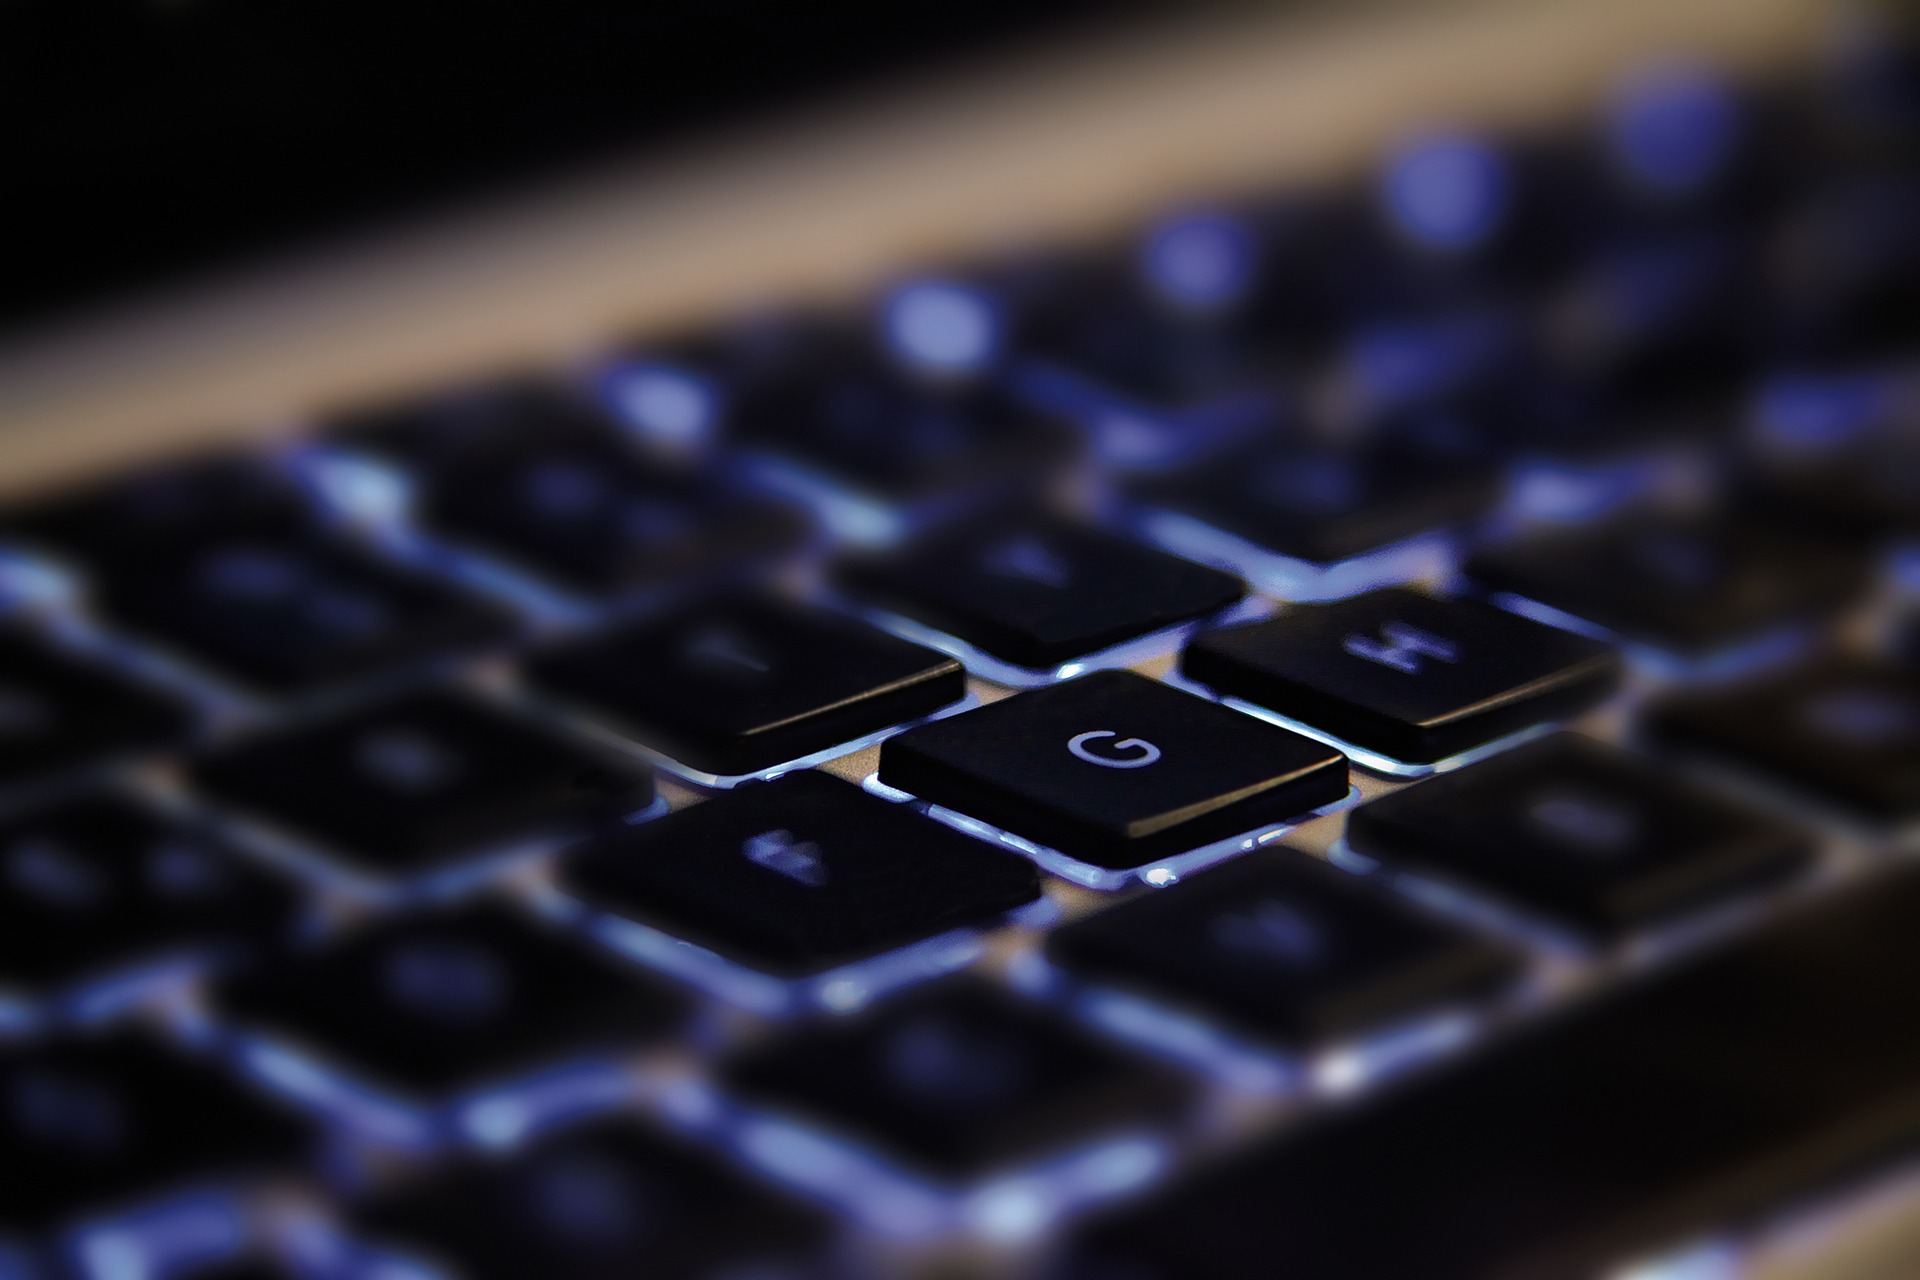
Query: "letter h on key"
1343 621 1459 675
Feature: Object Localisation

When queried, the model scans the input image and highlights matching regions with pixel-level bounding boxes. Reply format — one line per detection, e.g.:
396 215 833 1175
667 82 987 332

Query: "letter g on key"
1068 730 1163 769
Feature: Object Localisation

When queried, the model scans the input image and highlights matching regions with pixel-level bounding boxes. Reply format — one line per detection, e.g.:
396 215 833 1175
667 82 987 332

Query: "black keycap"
215 903 688 1104
0 1032 312 1236
191 689 653 884
718 979 1190 1181
1130 434 1500 570
1648 658 1920 825
85 536 517 696
1181 587 1618 766
733 364 1077 510
0 631 196 795
1 457 318 569
879 670 1348 872
348 1119 829 1280
0 792 299 998
1059 863 1920 1280
559 770 1040 980
416 435 807 598
1345 734 1812 940
1046 850 1516 1049
525 596 964 779
835 514 1245 673
1465 515 1871 659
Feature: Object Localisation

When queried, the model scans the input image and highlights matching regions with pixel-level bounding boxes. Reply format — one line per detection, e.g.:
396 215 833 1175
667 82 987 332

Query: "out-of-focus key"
191 688 653 892
86 536 519 697
1648 658 1920 826
0 792 299 1009
1059 863 1920 1280
1345 733 1812 941
1046 850 1516 1053
347 1118 830 1280
718 979 1190 1185
0 1032 312 1239
836 513 1245 681
415 435 807 599
524 595 963 783
215 902 688 1146
1130 436 1500 601
0 631 197 796
1466 514 1870 669
1181 586 1617 771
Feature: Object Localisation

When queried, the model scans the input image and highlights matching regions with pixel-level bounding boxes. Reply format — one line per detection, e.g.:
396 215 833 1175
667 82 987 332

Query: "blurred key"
558 770 1039 992
878 670 1347 877
1465 514 1870 663
1345 733 1812 941
1131 435 1500 598
525 596 963 781
1648 658 1920 826
1046 850 1516 1051
1 457 319 569
0 792 298 1003
836 514 1245 677
347 1118 830 1280
331 377 608 468
1182 587 1618 769
191 688 652 888
216 903 688 1132
0 1032 312 1237
0 631 197 795
1736 368 1920 544
1059 863 1920 1280
87 537 518 697
415 435 807 599
718 978 1189 1183
731 362 1077 538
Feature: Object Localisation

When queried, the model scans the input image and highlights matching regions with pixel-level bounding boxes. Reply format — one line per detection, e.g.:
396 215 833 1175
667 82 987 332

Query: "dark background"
2 1 1139 335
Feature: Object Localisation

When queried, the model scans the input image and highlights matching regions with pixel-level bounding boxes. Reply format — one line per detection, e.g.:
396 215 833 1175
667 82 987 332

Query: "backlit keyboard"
0 33 1918 1280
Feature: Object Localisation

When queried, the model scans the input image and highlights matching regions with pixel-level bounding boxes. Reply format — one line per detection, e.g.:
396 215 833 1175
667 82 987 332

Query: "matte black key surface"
559 770 1039 979
1046 850 1517 1049
350 1119 829 1280
191 689 653 880
0 792 298 995
718 979 1190 1181
1 457 318 568
1346 734 1812 940
879 670 1348 870
88 537 517 695
1649 658 1920 824
1465 516 1871 657
1060 864 1920 1280
418 436 807 597
1182 587 1618 764
1132 436 1500 565
734 366 1077 504
525 597 963 777
0 1033 311 1235
215 903 688 1099
836 515 1245 670
0 632 196 795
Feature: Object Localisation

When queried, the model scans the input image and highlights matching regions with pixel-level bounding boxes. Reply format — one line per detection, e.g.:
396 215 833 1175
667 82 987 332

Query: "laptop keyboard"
1 33 1918 1280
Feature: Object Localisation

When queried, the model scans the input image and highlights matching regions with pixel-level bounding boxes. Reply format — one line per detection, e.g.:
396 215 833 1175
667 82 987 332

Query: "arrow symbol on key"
743 829 828 887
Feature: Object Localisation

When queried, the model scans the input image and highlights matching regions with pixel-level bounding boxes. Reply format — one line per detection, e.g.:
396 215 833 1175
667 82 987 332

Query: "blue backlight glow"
1608 61 1739 199
881 280 1002 375
1382 133 1509 252
600 363 721 453
1137 509 1460 602
1140 210 1258 312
